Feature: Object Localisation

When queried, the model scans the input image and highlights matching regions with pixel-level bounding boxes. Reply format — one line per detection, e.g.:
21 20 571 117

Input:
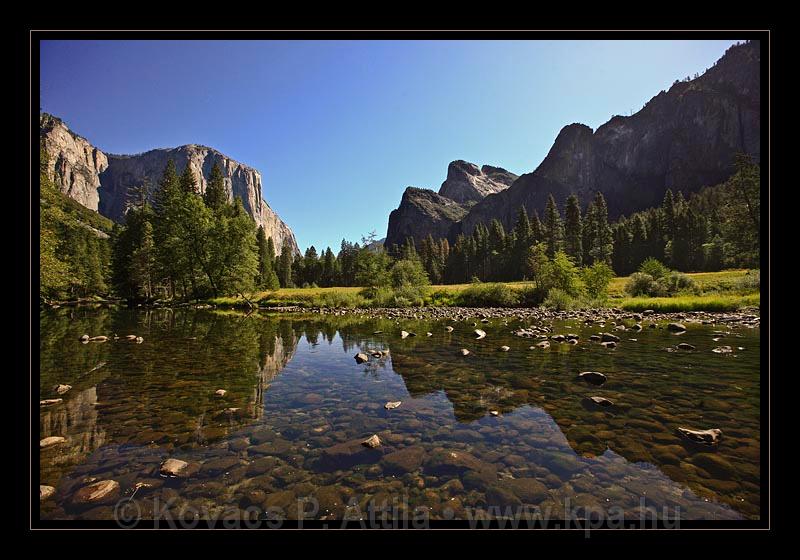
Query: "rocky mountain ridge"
40 114 299 254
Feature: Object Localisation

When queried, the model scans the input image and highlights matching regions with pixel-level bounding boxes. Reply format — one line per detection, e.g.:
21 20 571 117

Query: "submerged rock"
384 401 402 410
499 345 510 352
79 334 89 343
40 485 55 501
668 323 687 332
354 353 369 364
215 389 227 397
601 341 617 349
535 340 550 349
53 384 72 395
72 480 120 506
586 396 614 407
362 434 382 448
400 330 410 339
318 437 384 469
89 335 108 342
459 348 470 356
677 343 696 350
40 436 66 448
160 458 190 478
577 371 607 386
382 446 425 474
40 398 63 406
445 326 454 332
474 329 486 339
600 333 620 343
677 427 723 446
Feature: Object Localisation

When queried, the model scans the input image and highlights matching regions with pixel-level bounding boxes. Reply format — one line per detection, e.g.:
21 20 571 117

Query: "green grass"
207 270 759 312
618 293 760 313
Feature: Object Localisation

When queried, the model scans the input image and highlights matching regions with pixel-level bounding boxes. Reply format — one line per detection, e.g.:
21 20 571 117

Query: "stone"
362 434 381 448
489 410 500 417
354 353 369 364
160 458 190 478
425 448 493 477
712 346 733 354
499 345 510 352
677 427 723 446
485 484 522 508
601 341 617 349
501 478 549 503
445 326 454 332
40 399 63 406
401 331 410 339
535 340 550 349
692 453 736 479
79 334 90 342
586 396 614 407
53 384 72 395
318 441 382 471
40 436 66 448
474 329 486 339
200 456 242 476
215 389 227 397
384 401 402 410
40 485 55 501
382 446 425 474
72 480 120 506
459 348 470 356
89 336 108 342
600 333 620 343
677 343 696 350
668 323 687 332
577 371 607 386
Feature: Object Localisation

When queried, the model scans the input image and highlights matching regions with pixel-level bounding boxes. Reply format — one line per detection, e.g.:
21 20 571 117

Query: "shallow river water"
38 307 761 523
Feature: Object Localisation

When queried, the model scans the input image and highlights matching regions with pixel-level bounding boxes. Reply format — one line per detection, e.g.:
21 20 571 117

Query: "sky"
40 39 740 252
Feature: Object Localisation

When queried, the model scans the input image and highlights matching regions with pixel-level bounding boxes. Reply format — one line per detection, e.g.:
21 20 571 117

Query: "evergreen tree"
204 162 227 210
543 194 564 258
563 194 583 266
179 164 197 194
277 241 294 287
587 192 613 264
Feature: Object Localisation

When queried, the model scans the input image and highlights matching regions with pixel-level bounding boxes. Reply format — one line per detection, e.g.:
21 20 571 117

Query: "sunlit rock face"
438 160 517 204
39 115 299 255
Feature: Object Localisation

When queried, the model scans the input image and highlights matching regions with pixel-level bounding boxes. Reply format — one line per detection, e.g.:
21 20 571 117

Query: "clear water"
39 307 760 522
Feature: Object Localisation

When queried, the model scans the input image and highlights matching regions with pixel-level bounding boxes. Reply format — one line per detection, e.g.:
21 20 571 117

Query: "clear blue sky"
40 39 739 252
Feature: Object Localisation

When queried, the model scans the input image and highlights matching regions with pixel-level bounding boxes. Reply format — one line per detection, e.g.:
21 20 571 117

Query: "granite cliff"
40 114 299 254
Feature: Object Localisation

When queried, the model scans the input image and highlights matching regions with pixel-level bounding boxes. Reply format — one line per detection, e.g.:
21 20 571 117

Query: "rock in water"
79 334 89 343
89 335 108 342
400 331 410 339
160 458 190 478
586 396 614 407
40 399 63 406
40 485 55 501
535 340 550 349
712 346 733 354
72 480 120 506
445 326 454 332
474 329 486 339
354 353 369 364
40 436 66 448
668 323 687 332
384 401 402 410
362 434 382 448
601 341 617 349
459 348 470 356
600 333 620 343
677 427 723 446
54 384 72 395
677 342 696 350
215 389 227 397
577 371 607 386
489 410 500 417
499 346 510 352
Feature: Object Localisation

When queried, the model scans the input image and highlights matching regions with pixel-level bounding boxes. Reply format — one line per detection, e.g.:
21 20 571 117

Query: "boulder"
474 329 486 339
318 438 384 470
354 353 369 364
382 446 425 474
577 371 607 386
40 436 66 448
677 427 723 446
40 485 55 501
667 323 687 332
72 480 120 506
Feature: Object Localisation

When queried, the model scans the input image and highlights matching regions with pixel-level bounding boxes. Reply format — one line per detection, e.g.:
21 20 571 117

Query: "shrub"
457 283 520 307
543 288 577 310
656 271 695 295
425 289 458 307
581 262 614 299
625 272 656 297
390 258 430 289
736 269 760 291
517 284 548 307
316 291 366 308
639 257 668 280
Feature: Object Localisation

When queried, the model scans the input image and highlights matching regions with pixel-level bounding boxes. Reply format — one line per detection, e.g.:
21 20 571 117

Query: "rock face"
384 160 514 249
457 41 760 235
40 114 109 211
384 41 760 246
40 114 299 255
438 160 517 204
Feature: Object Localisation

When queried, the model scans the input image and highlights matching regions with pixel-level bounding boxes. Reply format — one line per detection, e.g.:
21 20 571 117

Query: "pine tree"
204 162 227 210
543 194 564 258
587 192 613 264
278 241 294 287
179 164 197 194
563 194 583 266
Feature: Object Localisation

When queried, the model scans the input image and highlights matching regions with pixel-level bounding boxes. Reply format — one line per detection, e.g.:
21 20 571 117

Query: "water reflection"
39 308 760 521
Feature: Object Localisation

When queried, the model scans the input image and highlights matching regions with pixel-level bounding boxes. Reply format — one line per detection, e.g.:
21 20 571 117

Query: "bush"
543 288 577 310
316 291 367 308
736 269 760 291
625 272 656 297
581 262 614 299
517 284 548 307
457 283 520 307
360 285 428 307
390 258 430 289
656 271 695 295
425 289 458 307
639 257 668 280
